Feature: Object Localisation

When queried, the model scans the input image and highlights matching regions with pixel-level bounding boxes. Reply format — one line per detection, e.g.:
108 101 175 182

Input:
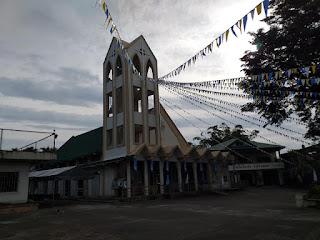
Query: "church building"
29 36 235 199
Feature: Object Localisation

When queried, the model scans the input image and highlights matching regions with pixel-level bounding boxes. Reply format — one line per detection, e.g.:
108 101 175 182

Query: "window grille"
0 172 19 192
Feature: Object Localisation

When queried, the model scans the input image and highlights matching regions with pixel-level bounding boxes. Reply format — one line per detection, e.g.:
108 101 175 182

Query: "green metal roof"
57 127 103 162
209 138 283 151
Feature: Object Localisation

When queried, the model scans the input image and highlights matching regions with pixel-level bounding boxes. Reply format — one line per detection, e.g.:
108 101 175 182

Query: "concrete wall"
104 166 115 196
160 116 181 148
0 162 30 204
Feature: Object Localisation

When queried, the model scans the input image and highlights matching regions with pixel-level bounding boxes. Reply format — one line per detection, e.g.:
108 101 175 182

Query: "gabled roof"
209 138 283 151
57 127 103 162
29 166 95 180
159 103 190 151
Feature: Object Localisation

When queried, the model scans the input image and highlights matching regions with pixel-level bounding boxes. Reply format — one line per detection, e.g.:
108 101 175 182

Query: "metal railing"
0 128 58 151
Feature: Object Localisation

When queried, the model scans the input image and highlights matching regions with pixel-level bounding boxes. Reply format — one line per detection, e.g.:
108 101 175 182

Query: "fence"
0 128 58 151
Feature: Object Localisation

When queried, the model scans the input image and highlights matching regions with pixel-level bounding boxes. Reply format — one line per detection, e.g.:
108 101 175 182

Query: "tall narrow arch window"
132 55 141 76
146 60 154 80
106 62 113 83
115 56 122 77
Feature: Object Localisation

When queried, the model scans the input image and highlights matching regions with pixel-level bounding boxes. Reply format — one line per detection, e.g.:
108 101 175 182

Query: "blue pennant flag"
134 158 138 171
106 8 108 17
200 162 203 172
310 78 315 85
166 174 170 185
263 0 269 17
243 15 248 32
231 26 237 37
151 159 154 172
184 161 187 172
213 161 217 172
166 160 169 172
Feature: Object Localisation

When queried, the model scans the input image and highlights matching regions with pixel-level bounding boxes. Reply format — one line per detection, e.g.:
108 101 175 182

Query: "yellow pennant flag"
279 71 282 78
239 19 242 32
257 3 262 15
293 68 297 73
306 78 310 85
107 17 112 28
311 65 316 74
111 25 116 34
102 2 106 12
226 29 229 42
216 39 219 48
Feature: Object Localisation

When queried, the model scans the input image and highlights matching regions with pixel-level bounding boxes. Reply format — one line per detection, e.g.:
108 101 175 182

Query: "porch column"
176 161 183 192
192 162 199 191
256 170 264 186
278 170 284 186
144 160 149 196
126 160 131 198
159 160 164 194
207 162 213 190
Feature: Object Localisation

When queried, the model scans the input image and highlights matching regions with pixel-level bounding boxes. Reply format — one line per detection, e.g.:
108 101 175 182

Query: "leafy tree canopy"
240 0 320 141
193 123 259 148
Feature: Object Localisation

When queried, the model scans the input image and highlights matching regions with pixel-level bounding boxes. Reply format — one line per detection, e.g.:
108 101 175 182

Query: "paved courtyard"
1 187 320 240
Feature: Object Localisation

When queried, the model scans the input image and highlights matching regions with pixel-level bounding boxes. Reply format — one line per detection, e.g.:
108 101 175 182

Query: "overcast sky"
0 0 311 152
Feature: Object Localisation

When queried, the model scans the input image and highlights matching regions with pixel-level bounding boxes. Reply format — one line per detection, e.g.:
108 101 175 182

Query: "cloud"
0 104 102 128
0 67 101 106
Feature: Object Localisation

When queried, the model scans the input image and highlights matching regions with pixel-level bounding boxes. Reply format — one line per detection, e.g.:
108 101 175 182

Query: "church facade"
97 35 234 198
29 36 235 199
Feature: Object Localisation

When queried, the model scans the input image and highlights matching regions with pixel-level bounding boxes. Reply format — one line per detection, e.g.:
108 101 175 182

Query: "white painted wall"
0 162 30 204
104 166 115 196
160 117 181 148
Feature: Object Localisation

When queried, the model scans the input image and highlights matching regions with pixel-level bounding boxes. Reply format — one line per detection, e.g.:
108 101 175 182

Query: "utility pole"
0 129 3 151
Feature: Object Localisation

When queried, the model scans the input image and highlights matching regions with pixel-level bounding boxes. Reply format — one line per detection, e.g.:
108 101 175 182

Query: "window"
147 91 155 113
133 87 142 113
107 129 113 148
115 56 122 77
116 87 123 114
106 62 113 83
135 125 143 144
0 172 19 192
146 60 154 80
149 127 157 145
107 92 113 117
132 55 141 75
117 126 124 145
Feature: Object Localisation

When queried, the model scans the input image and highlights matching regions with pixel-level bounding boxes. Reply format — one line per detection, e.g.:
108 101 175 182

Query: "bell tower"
102 35 160 161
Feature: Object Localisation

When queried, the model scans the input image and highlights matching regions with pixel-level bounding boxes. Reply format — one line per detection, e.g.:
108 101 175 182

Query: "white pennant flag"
304 66 310 78
250 9 255 19
313 170 318 182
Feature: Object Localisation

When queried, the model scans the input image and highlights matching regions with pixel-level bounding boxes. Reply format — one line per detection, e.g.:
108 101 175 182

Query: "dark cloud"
0 105 101 128
0 67 102 106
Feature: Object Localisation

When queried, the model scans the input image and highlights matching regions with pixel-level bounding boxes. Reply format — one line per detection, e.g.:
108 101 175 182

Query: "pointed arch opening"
146 60 155 113
115 55 122 77
132 54 141 75
146 60 154 80
106 62 113 83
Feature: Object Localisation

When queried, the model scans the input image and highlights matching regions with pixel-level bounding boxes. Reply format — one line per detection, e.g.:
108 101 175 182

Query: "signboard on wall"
228 162 284 171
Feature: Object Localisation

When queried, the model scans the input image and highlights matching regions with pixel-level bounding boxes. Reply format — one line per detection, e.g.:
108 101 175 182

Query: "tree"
240 0 320 141
193 123 259 148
